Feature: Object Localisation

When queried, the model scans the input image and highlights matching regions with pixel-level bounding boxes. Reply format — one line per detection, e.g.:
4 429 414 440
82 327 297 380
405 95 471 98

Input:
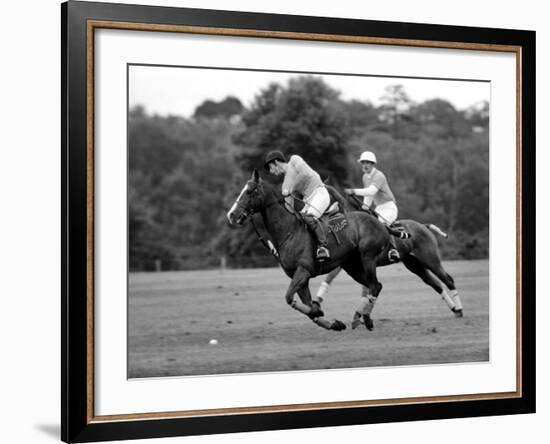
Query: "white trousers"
375 200 398 225
302 186 330 218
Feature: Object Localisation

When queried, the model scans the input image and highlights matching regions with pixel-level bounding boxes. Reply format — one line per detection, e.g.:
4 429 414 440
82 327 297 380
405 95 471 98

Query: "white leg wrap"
313 317 332 329
357 294 377 316
450 290 463 310
314 281 329 304
290 299 312 316
440 289 456 310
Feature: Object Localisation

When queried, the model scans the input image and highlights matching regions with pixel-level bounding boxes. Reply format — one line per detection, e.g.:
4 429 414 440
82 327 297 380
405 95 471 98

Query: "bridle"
232 180 285 222
230 180 292 264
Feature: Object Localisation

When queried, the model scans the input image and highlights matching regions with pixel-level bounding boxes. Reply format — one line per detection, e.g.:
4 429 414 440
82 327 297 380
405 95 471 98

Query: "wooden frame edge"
87 18 95 424
89 19 521 52
90 391 520 423
84 18 525 424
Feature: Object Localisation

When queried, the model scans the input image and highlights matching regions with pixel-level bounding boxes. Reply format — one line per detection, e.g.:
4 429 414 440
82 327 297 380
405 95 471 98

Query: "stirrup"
316 246 330 261
388 248 400 263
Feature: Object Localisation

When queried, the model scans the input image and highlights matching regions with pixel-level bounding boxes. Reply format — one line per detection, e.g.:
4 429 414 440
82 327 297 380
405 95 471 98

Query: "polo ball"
209 339 218 345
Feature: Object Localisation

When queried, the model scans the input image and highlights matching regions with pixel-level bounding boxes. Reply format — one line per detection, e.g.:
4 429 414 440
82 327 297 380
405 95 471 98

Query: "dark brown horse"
227 170 391 331
317 191 463 330
319 226 462 330
227 170 462 331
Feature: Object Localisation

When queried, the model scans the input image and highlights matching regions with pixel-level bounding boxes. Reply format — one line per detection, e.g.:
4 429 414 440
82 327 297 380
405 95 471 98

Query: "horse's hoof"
308 303 324 320
330 320 346 331
364 315 374 331
452 308 464 318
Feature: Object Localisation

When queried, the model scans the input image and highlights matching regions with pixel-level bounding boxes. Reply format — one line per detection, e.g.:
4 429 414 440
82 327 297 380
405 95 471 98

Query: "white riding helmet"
358 151 377 164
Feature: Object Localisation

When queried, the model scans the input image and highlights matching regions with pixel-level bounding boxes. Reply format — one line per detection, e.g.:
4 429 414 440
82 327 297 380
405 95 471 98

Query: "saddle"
320 201 348 245
296 197 349 247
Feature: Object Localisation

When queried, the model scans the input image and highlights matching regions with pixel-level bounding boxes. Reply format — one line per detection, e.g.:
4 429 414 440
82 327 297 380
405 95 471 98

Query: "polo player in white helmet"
344 150 401 262
313 148 405 309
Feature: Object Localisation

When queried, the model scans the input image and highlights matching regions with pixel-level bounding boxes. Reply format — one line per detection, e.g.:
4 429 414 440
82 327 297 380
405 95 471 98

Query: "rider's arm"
351 185 379 197
353 170 385 197
353 186 377 208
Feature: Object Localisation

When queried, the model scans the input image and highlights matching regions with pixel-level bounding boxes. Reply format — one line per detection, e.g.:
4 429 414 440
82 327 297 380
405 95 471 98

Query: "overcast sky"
129 65 490 118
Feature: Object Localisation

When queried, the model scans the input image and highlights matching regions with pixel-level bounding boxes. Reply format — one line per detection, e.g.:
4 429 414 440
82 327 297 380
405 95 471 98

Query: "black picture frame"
62 1 536 442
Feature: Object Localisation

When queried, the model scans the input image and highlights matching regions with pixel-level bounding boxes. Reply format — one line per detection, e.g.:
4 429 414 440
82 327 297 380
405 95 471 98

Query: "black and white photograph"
60 0 535 440
128 65 490 378
1 0 544 442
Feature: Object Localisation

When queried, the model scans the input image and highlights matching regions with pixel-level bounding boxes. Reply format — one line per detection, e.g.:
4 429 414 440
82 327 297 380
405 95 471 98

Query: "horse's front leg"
314 266 342 306
295 285 322 318
286 267 346 331
284 266 317 318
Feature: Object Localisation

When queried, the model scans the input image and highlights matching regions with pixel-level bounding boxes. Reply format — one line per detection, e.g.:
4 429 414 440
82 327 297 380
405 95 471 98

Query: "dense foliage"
129 77 489 271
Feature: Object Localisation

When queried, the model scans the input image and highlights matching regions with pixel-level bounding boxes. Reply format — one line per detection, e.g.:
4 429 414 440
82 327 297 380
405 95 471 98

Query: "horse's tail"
426 223 448 238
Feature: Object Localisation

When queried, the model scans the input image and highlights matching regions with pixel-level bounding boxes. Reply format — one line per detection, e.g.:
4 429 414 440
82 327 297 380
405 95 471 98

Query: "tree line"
129 76 489 271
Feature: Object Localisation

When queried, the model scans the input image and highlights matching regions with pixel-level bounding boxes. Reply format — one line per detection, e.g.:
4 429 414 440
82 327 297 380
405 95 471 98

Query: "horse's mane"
259 177 280 198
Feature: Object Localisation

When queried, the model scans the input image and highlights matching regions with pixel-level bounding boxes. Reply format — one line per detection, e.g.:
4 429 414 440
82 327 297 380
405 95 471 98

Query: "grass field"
128 260 489 378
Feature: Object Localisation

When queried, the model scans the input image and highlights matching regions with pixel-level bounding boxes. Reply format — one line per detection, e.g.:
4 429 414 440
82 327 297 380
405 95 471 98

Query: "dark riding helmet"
263 150 287 171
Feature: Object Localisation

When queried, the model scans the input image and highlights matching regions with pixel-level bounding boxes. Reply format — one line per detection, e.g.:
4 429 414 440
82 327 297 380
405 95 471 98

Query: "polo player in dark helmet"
264 150 331 262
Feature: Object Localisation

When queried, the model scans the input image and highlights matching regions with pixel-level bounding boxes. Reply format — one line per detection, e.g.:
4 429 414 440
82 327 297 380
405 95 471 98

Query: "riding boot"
388 236 401 263
303 215 330 261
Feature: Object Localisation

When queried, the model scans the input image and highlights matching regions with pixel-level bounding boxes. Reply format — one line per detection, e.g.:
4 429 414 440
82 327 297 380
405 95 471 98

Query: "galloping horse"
319 193 463 329
227 170 462 331
227 170 389 331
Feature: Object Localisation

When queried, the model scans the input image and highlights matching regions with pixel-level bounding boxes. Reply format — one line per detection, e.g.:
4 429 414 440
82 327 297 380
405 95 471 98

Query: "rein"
235 181 292 265
348 193 375 216
249 216 290 266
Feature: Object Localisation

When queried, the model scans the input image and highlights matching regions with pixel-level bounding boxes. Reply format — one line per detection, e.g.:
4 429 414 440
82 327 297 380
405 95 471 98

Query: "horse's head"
227 169 268 227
